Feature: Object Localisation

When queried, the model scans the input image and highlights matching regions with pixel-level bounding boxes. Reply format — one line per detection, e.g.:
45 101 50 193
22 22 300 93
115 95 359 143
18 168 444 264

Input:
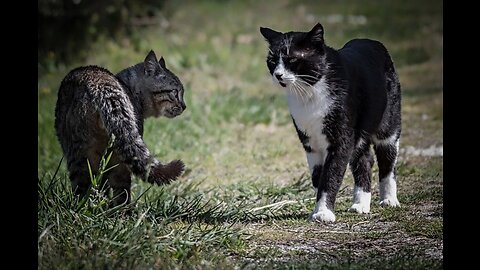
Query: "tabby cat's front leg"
310 144 353 223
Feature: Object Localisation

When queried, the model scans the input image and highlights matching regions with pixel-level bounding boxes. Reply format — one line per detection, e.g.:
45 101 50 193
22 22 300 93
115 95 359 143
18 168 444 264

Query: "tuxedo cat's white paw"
349 187 371 213
380 197 400 207
348 203 370 214
310 209 336 222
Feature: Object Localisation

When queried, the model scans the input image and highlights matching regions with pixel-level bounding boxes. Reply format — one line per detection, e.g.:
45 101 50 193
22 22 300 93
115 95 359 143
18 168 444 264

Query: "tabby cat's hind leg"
106 163 132 208
67 157 92 199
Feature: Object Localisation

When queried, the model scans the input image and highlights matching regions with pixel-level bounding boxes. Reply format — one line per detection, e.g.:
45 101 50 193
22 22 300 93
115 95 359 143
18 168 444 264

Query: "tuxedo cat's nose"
275 74 283 81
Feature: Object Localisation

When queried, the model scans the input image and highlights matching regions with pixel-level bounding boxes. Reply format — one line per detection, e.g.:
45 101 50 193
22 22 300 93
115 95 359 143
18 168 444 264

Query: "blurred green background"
38 0 443 268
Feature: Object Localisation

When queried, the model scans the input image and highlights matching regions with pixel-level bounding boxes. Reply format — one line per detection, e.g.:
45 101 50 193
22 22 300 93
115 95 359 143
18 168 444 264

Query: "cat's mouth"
164 107 184 118
279 82 287 87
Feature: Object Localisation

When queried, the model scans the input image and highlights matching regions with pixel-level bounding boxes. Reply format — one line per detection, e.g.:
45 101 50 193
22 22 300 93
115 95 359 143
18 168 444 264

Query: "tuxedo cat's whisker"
290 81 302 95
288 84 303 104
291 83 304 101
296 74 318 80
310 70 323 76
295 75 318 84
292 82 308 102
294 82 309 98
287 83 296 96
290 84 301 103
297 79 315 86
294 82 312 103
299 84 313 100
296 80 315 98
294 83 308 104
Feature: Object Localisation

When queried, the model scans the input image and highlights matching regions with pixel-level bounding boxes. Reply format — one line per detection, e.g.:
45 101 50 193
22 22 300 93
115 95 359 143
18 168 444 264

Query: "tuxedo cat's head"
141 50 186 118
260 23 328 97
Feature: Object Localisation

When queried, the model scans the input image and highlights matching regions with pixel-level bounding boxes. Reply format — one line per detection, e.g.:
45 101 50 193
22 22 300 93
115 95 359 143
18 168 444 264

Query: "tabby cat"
55 50 186 207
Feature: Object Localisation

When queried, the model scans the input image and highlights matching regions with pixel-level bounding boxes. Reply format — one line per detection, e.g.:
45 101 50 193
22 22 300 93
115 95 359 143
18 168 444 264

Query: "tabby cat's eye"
153 89 173 95
289 58 298 63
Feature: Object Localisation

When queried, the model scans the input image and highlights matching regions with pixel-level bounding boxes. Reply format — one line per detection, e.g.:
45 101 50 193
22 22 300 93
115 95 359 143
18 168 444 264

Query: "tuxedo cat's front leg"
307 152 326 192
310 143 353 222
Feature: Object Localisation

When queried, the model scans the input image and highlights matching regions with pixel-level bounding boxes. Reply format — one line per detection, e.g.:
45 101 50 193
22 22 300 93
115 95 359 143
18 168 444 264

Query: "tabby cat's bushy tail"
90 78 184 184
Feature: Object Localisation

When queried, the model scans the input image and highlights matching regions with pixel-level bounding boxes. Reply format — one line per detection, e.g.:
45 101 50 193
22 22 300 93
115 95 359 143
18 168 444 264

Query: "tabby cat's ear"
159 56 166 69
260 27 282 43
144 50 162 76
305 23 324 45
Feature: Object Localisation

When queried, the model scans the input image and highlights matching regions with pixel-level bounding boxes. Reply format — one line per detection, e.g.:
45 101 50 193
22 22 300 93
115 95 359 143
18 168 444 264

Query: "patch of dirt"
239 221 442 266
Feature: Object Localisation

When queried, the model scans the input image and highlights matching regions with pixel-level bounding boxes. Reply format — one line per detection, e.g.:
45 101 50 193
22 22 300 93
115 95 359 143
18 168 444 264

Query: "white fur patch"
272 57 296 86
348 186 371 213
310 192 336 222
288 78 333 157
356 137 366 149
372 133 398 146
379 171 400 207
374 137 400 207
306 152 325 174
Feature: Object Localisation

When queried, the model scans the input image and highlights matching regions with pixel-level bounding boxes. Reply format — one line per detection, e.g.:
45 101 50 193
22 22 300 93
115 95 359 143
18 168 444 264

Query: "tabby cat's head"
141 50 186 118
260 23 328 97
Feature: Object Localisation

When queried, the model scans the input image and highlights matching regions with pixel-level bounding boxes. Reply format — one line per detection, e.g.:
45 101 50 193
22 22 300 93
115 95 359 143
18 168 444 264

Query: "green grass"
38 0 443 269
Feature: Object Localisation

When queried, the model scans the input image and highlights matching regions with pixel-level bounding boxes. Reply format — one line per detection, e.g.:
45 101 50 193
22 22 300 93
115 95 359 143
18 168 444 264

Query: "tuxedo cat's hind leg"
374 134 401 207
348 138 374 213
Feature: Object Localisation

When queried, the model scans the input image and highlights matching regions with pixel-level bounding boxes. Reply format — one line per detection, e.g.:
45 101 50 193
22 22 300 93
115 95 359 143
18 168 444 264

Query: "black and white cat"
260 23 401 222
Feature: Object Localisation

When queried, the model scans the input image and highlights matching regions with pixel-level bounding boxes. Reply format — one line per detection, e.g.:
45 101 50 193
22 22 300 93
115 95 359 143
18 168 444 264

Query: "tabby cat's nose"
275 74 283 81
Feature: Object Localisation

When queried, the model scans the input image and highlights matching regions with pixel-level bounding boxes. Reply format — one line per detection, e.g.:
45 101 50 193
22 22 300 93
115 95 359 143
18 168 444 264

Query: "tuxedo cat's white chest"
287 78 334 153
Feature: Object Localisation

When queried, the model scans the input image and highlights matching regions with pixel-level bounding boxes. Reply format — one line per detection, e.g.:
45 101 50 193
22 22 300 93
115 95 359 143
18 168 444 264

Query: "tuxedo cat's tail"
90 78 184 184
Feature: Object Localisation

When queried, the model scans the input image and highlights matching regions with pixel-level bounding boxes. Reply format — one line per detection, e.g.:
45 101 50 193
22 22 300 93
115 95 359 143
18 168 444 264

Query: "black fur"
292 118 312 153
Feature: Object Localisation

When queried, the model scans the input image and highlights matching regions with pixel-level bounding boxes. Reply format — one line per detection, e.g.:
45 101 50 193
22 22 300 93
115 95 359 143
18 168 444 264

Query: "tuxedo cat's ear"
159 56 166 69
144 50 162 76
260 27 282 43
306 23 324 45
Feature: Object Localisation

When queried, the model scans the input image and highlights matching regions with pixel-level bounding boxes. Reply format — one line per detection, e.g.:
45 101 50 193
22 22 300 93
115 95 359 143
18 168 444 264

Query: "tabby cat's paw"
309 208 336 223
148 160 185 185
